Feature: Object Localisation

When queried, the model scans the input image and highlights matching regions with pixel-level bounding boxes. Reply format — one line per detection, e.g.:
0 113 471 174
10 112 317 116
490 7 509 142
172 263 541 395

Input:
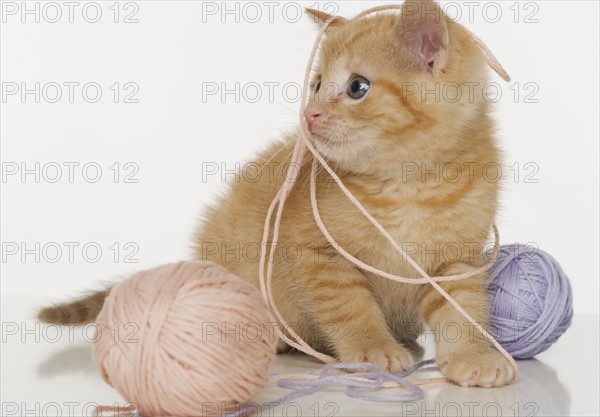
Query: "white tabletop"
2 296 598 417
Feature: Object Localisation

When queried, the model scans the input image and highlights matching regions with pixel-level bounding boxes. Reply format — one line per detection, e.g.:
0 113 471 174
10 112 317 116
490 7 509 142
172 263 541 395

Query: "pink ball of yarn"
93 261 277 417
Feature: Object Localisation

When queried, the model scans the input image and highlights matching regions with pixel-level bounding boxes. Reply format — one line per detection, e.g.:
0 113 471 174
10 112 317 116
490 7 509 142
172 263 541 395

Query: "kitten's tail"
37 288 112 325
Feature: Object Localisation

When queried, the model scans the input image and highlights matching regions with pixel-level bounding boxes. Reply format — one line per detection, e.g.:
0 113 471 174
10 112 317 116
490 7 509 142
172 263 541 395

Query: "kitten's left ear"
398 0 449 77
305 8 346 29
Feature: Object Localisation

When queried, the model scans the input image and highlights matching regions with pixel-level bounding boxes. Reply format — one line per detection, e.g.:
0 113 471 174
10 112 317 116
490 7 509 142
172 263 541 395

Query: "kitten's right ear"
305 8 346 29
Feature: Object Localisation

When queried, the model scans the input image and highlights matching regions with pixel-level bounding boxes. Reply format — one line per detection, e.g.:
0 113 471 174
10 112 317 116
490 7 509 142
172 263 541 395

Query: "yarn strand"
223 360 437 417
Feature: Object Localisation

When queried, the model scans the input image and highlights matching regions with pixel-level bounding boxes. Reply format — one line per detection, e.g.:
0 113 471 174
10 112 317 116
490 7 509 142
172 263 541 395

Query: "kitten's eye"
314 81 321 93
348 76 371 99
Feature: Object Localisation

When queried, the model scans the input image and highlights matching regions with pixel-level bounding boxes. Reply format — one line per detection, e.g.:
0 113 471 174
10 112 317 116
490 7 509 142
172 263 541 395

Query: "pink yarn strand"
258 16 339 363
307 149 500 284
259 3 519 390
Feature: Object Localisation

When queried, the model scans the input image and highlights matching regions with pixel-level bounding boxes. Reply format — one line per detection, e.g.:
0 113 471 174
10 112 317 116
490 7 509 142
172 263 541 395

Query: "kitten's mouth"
307 118 347 148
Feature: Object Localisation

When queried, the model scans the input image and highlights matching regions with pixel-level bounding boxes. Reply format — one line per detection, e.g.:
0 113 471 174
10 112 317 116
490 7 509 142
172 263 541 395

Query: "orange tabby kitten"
39 0 515 387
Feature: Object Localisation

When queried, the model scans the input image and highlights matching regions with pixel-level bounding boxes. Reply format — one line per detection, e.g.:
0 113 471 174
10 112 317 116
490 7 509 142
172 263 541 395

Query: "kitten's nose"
303 108 322 133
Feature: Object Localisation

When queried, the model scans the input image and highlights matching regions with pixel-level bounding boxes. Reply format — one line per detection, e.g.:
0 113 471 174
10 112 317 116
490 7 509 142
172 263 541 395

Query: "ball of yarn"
487 244 573 359
93 261 277 417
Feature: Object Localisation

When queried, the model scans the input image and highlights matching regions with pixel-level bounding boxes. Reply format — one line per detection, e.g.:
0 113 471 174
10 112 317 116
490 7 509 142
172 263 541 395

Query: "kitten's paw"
339 341 414 373
436 348 516 387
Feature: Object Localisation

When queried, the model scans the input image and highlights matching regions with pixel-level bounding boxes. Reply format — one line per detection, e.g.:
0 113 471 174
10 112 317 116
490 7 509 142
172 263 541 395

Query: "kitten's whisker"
262 139 296 168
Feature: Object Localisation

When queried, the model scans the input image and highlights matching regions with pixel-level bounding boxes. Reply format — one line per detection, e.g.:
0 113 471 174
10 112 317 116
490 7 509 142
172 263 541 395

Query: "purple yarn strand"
220 360 432 417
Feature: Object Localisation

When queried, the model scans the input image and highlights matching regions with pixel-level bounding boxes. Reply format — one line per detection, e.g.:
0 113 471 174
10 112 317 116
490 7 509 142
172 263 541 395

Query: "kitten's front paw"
436 348 516 387
339 340 414 373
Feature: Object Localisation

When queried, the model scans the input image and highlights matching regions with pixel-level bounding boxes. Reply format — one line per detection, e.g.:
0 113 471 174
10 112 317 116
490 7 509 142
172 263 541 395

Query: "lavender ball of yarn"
486 244 573 359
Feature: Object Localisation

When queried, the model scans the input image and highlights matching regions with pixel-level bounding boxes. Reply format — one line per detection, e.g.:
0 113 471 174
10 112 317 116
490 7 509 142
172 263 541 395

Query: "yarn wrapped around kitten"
93 261 277 417
487 244 573 359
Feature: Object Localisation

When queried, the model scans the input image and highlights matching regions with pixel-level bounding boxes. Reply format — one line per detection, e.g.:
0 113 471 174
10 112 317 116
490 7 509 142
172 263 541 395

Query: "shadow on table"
36 344 98 377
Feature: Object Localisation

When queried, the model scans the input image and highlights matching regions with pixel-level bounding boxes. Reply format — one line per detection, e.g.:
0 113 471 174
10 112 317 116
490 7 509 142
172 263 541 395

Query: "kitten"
39 0 515 387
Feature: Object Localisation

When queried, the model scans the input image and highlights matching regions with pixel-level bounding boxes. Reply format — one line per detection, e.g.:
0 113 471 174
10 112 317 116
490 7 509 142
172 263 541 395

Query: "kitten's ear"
398 0 449 76
305 8 346 29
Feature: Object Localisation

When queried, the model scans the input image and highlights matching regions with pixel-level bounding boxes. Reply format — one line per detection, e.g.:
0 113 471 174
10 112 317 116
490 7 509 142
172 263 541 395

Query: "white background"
1 2 599 416
1 1 598 315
